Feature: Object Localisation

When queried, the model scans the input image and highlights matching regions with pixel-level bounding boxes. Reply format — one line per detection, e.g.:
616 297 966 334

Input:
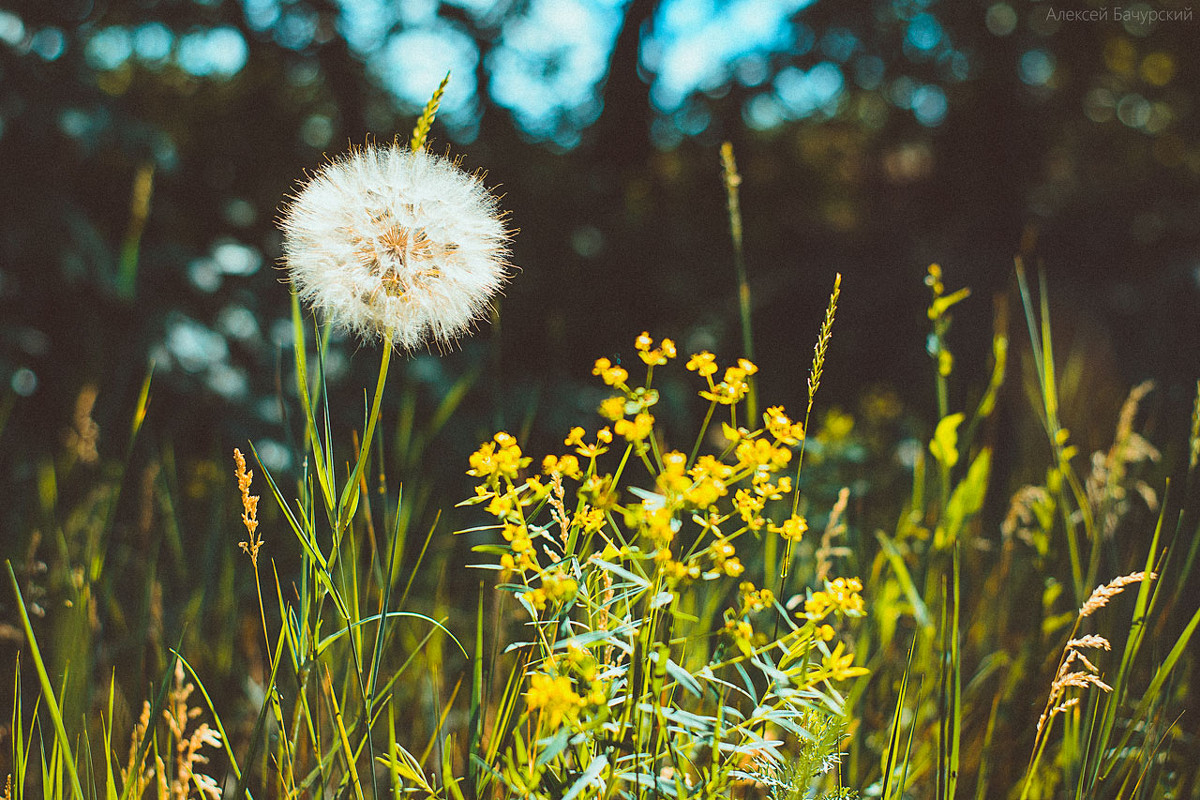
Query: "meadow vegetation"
3 90 1199 800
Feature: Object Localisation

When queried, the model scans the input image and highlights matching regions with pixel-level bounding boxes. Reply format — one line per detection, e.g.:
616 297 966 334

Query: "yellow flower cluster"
592 357 629 388
615 412 654 442
635 330 677 365
521 568 579 612
460 328 877 795
525 672 582 730
468 431 532 487
738 581 775 615
525 641 609 735
695 356 758 405
764 405 805 445
708 535 745 577
769 514 808 542
465 332 868 687
804 577 866 621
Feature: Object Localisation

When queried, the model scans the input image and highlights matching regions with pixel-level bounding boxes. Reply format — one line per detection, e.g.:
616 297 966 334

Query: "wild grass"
3 94 1199 799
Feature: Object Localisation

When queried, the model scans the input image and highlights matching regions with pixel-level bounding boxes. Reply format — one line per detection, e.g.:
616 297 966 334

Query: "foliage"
3 94 1200 799
460 325 863 798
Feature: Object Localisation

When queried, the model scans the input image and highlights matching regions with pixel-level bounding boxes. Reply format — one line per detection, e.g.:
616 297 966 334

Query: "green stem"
721 142 757 422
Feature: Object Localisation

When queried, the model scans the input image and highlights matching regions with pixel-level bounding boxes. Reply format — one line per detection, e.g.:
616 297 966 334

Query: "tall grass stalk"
720 142 756 422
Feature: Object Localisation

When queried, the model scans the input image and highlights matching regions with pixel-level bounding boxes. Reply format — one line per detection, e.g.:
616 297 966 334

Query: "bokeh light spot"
985 3 1017 36
1018 49 1055 86
1139 52 1174 86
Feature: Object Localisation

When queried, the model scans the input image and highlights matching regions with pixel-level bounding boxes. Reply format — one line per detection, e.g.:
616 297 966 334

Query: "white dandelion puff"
280 143 512 350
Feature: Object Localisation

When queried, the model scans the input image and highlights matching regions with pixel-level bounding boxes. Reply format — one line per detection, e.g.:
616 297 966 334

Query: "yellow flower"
523 475 550 500
635 332 678 365
686 351 718 377
574 435 610 459
751 474 792 500
663 558 700 582
734 489 765 530
818 642 869 682
580 473 618 510
736 438 792 472
598 396 626 421
592 357 628 387
542 569 579 605
738 582 775 614
697 361 757 404
700 378 747 405
484 489 519 520
690 454 733 482
804 577 865 620
707 535 744 576
575 507 606 533
615 411 654 442
565 427 586 447
542 454 583 480
764 405 804 445
769 514 808 542
631 505 676 546
657 451 691 496
521 586 548 611
467 432 530 483
684 476 727 508
467 441 499 478
526 672 583 729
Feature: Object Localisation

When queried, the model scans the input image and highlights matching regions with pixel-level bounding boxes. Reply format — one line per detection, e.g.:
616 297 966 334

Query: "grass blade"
6 560 85 800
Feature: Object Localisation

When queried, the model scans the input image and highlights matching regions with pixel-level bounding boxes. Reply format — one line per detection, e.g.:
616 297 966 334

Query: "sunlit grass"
4 90 1199 800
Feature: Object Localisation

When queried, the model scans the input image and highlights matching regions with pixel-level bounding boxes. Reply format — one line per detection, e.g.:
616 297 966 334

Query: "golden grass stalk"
808 272 841 413
1023 570 1155 798
233 448 262 565
1080 571 1154 617
784 272 842 576
123 661 221 800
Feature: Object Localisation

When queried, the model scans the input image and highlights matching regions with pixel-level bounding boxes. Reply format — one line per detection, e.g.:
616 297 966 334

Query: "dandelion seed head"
280 143 512 350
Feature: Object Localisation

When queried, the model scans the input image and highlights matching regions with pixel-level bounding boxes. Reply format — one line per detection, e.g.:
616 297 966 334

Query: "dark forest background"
1 0 1198 576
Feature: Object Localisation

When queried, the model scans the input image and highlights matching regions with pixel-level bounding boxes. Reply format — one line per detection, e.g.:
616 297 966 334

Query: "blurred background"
2 0 1199 780
2 0 1198 462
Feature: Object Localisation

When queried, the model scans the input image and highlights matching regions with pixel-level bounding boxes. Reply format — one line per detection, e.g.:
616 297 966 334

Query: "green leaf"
336 339 393 535
875 532 933 631
6 561 85 800
562 754 609 800
938 448 992 547
315 611 465 658
291 290 336 516
534 727 572 767
664 657 703 698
